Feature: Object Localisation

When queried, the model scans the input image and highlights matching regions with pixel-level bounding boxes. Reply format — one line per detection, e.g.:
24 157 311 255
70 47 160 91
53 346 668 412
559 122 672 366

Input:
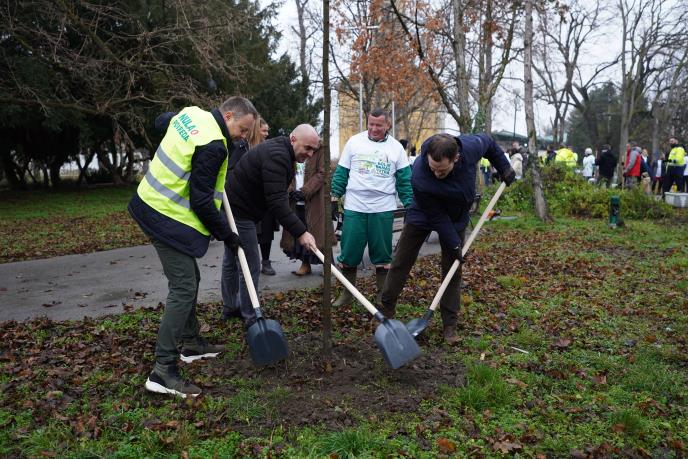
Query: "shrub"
497 164 674 220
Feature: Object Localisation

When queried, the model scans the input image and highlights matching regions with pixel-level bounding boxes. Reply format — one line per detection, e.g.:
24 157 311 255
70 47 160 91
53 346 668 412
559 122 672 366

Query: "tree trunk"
0 146 27 190
49 161 62 188
321 0 333 360
524 0 552 222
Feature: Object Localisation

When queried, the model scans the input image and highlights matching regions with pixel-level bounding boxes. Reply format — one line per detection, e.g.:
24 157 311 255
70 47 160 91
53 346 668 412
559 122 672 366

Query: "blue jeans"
220 217 260 326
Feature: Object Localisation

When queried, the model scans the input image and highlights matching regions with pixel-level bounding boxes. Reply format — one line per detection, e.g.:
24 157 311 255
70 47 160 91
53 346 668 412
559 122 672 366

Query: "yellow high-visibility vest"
137 106 227 236
668 146 686 167
555 148 577 168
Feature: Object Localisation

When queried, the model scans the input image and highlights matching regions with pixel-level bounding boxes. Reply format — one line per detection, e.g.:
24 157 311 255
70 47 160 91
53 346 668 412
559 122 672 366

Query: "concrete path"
0 229 441 322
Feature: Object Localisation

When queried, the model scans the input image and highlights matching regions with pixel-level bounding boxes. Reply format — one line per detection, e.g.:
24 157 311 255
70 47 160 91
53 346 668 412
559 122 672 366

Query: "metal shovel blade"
405 309 435 338
246 318 289 366
374 318 422 369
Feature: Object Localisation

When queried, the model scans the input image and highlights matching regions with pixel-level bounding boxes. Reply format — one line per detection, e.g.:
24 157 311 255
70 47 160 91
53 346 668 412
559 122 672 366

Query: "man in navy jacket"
379 133 515 344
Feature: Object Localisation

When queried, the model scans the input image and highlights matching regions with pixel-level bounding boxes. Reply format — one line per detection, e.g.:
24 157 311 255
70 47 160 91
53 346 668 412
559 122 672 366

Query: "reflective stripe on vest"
668 146 686 167
137 106 228 236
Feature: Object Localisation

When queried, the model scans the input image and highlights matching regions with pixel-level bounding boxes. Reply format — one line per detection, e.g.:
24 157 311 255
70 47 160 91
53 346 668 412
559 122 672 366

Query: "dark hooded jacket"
227 136 307 239
407 133 511 249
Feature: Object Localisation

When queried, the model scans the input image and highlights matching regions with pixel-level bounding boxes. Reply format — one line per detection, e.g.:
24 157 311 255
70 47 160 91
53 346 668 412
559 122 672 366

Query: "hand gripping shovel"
313 249 421 369
406 181 507 338
222 192 288 366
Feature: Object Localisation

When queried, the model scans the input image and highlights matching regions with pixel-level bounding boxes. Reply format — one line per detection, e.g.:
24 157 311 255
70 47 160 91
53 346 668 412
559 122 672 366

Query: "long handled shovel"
406 181 507 338
222 192 289 366
313 249 421 369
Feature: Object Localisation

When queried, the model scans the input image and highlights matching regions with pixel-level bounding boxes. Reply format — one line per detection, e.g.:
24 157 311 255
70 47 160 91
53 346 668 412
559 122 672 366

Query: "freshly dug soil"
204 332 465 433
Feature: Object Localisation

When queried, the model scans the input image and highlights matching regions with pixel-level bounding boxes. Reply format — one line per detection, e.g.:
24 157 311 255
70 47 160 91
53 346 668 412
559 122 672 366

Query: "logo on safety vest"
172 113 200 141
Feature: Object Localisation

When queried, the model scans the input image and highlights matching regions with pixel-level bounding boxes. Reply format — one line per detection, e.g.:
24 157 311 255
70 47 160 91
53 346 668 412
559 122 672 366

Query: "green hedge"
498 164 675 220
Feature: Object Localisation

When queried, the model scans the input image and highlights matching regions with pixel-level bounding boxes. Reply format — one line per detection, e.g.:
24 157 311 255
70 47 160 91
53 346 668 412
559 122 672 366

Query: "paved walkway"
0 229 441 322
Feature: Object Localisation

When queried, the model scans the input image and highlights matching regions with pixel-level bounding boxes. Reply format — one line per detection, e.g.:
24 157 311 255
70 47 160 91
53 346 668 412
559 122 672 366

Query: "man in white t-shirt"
331 108 413 307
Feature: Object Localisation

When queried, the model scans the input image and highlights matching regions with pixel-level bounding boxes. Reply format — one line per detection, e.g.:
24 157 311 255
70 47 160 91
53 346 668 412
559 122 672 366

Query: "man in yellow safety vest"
663 137 686 194
128 96 257 398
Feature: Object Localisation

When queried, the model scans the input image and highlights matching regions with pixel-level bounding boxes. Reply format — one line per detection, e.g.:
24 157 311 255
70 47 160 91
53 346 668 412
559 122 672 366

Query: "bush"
498 164 674 220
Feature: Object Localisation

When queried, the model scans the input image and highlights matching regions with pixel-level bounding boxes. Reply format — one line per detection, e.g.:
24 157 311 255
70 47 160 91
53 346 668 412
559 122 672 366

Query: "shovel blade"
374 318 422 369
246 318 289 366
405 309 435 337
405 318 430 338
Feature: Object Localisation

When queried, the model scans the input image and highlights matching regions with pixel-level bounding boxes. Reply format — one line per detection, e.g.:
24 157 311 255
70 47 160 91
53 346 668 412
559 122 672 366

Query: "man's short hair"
369 107 390 120
427 133 459 162
219 96 258 119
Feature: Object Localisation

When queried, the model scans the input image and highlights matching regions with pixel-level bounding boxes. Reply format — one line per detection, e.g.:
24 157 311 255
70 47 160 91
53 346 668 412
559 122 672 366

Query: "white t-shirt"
583 154 595 177
338 132 409 213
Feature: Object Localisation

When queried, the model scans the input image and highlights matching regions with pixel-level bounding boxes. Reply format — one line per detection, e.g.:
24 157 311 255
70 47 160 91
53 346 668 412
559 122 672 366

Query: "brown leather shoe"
443 326 460 345
292 263 312 276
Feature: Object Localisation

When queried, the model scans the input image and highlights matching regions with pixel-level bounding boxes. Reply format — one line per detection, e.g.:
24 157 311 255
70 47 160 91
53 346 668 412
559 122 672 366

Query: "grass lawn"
0 185 147 263
1 211 687 458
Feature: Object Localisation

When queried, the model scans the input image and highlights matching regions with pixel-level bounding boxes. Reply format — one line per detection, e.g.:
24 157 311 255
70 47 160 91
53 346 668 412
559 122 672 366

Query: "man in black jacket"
221 124 319 325
596 145 617 187
129 96 257 398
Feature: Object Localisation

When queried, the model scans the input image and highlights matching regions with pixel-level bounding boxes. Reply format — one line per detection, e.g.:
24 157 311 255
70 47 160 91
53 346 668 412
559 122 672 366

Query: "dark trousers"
220 217 260 326
663 167 685 194
152 239 200 365
380 223 463 328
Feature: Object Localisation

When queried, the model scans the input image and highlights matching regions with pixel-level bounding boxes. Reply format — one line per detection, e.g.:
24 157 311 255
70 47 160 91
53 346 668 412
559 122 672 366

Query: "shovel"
313 248 421 369
406 181 507 338
221 192 289 366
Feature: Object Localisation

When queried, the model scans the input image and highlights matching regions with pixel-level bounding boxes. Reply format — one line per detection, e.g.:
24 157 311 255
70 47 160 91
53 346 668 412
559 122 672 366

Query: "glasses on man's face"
303 144 319 153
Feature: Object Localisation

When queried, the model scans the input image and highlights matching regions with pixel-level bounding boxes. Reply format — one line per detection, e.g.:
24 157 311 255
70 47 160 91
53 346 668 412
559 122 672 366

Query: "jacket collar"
211 108 232 145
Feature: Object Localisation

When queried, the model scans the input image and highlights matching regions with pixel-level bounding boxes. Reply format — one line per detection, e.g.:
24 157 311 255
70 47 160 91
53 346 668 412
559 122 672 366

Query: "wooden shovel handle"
428 181 507 312
222 192 260 309
313 248 381 318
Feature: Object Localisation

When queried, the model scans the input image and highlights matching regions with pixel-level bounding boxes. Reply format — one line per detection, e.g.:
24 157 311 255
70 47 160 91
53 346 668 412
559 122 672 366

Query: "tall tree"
616 0 678 179
390 0 518 133
321 0 334 359
523 0 550 221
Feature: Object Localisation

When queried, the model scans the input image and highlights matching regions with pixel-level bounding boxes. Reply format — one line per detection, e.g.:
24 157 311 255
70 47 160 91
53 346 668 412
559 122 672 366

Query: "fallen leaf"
506 378 527 389
493 440 522 454
554 337 572 349
437 438 457 454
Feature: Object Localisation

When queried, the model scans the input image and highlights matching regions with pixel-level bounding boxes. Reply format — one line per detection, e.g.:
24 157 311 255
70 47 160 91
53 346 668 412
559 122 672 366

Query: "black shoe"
261 260 276 276
221 306 242 321
145 363 201 398
180 337 224 363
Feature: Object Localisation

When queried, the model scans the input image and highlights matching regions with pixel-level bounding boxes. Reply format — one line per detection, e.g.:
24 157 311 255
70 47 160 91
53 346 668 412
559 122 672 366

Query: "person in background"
479 156 491 186
582 148 595 182
651 153 665 195
250 119 281 276
510 148 523 180
281 145 332 275
408 144 418 165
596 144 616 187
129 96 257 398
555 144 577 168
663 137 686 194
545 144 557 164
623 145 642 188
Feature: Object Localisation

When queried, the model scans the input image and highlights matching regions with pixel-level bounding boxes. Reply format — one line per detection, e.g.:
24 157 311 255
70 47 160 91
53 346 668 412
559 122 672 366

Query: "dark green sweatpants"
152 240 200 365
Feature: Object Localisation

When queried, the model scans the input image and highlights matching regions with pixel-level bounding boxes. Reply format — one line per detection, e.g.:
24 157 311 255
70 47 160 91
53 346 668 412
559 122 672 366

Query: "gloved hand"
500 167 516 186
450 246 464 264
224 231 243 255
289 190 306 202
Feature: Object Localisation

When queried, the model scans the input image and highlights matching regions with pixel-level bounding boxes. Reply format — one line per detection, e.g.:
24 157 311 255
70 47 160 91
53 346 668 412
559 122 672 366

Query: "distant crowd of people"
476 137 687 196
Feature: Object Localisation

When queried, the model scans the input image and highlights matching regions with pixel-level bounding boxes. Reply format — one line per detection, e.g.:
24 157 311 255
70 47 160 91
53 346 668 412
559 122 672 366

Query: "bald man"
221 124 319 326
